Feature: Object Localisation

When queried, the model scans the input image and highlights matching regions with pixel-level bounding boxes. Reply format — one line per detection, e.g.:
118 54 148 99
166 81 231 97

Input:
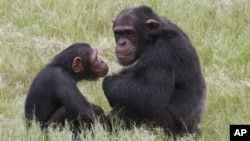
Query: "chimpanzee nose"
118 39 126 46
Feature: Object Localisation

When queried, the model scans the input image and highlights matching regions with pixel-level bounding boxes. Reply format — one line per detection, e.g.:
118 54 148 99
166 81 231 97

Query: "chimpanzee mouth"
116 55 131 60
116 55 135 66
116 55 134 63
116 53 133 60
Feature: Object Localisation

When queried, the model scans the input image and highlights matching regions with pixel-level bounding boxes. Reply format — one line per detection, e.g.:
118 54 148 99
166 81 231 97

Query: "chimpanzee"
102 6 206 136
25 43 110 133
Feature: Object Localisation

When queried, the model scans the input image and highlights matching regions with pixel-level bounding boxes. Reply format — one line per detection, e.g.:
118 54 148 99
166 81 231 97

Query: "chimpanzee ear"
145 19 160 32
72 57 84 73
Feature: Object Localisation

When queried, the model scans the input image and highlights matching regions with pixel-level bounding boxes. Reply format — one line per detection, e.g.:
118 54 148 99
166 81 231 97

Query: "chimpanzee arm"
103 65 174 113
54 69 103 122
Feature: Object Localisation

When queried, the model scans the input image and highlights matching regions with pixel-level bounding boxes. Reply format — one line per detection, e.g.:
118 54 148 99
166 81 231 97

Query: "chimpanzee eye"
126 31 135 37
127 31 133 35
115 32 122 39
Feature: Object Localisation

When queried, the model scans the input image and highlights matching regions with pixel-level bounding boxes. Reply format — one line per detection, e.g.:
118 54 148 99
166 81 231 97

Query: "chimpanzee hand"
90 104 105 116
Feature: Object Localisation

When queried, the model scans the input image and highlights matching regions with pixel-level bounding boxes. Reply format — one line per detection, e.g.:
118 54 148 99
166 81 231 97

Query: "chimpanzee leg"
47 106 67 124
108 105 147 129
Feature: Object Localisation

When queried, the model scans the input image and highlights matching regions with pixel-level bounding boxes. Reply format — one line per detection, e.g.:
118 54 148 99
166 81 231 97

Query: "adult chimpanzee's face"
113 12 138 66
112 9 161 66
113 26 137 66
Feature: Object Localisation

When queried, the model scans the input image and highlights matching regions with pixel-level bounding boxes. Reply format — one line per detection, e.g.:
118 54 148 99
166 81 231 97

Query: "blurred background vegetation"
0 0 249 140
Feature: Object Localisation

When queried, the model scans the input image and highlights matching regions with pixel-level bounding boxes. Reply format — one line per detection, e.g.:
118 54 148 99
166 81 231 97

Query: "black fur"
103 6 206 136
25 43 109 134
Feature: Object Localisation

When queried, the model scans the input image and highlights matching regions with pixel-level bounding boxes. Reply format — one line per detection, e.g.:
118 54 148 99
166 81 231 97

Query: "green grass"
0 0 249 140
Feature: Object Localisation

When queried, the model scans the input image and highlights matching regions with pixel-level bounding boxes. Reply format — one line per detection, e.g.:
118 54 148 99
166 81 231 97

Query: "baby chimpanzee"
25 43 110 134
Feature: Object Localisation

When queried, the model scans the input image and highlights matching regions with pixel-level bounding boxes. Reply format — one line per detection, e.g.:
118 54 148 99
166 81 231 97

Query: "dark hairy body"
25 43 110 134
103 6 206 136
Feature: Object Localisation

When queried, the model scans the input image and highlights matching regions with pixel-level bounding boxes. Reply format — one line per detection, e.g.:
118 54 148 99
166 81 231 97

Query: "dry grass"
0 0 249 140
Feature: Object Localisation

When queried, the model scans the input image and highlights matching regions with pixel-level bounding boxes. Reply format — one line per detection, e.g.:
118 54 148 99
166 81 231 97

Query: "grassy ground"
0 0 249 140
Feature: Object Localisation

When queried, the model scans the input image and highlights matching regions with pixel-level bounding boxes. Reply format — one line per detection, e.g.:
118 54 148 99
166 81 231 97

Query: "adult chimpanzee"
102 6 206 136
25 43 109 133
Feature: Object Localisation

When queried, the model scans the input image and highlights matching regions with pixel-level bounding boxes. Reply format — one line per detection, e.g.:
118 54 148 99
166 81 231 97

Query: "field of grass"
0 0 249 140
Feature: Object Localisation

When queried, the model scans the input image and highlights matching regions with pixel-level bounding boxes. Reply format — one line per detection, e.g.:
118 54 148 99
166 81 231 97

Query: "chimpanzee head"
112 6 162 66
51 43 109 81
